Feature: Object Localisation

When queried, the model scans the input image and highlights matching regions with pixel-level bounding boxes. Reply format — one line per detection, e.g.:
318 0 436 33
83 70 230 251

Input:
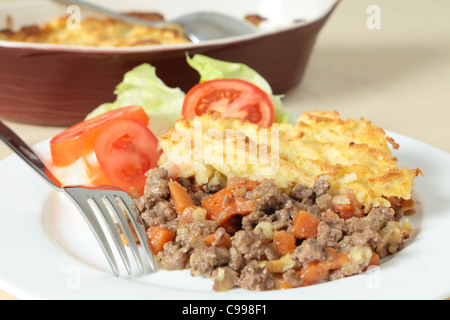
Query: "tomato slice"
83 118 161 193
182 79 275 127
50 106 149 167
82 132 112 186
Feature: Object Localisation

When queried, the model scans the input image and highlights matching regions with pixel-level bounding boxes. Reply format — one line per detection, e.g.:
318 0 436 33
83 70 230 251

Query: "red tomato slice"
83 118 161 193
82 132 112 186
50 106 149 167
182 79 275 127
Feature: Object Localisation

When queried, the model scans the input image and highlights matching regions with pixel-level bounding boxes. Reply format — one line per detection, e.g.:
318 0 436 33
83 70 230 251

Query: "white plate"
0 132 449 300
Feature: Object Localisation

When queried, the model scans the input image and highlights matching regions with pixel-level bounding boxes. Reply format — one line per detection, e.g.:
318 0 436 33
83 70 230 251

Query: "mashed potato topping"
0 14 189 47
158 111 421 213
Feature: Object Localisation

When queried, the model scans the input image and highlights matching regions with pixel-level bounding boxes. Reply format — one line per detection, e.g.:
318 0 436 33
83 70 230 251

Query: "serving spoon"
54 0 257 43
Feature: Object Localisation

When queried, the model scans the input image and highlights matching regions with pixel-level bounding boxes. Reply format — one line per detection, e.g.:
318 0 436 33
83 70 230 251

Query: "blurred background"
281 0 450 153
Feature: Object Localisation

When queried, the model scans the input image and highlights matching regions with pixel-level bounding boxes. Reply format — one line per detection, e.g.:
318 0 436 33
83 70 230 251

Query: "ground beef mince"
292 238 327 264
143 167 170 200
231 230 278 261
236 260 277 291
190 246 231 277
159 242 188 270
130 169 414 291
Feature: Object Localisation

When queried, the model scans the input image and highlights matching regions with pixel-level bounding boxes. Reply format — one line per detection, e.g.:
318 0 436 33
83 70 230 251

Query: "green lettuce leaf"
186 54 293 123
86 63 185 123
86 55 293 130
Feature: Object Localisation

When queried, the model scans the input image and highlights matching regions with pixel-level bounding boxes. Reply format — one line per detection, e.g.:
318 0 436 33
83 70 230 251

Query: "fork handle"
0 121 62 189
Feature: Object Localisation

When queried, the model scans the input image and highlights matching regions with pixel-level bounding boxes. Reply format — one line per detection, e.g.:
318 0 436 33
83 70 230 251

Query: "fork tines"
63 186 155 276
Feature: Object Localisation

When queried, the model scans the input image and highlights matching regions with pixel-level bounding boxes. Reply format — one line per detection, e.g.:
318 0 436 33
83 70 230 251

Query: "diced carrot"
202 188 234 221
291 210 321 239
364 251 380 271
326 247 348 269
331 194 364 219
326 247 339 259
369 251 380 267
297 261 330 286
226 177 260 191
278 279 294 290
273 230 296 255
203 229 232 248
215 198 254 224
234 198 255 215
146 226 175 255
168 181 196 216
202 188 254 224
297 248 348 286
334 203 354 213
335 207 364 219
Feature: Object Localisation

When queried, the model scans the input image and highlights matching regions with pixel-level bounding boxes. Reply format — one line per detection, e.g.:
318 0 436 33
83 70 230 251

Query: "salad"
50 54 292 193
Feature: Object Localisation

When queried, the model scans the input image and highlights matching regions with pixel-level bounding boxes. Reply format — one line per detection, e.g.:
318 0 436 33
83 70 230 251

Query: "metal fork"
0 121 155 276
